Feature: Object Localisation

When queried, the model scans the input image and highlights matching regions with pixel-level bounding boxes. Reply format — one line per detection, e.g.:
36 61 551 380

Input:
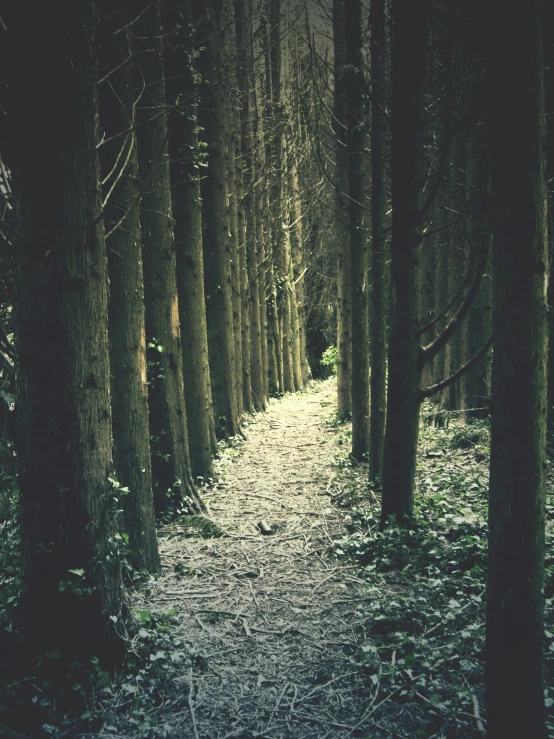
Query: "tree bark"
11 0 126 661
166 2 217 478
225 0 245 417
236 0 267 411
333 0 352 420
252 31 271 404
486 1 548 736
369 0 388 481
287 134 307 390
345 0 370 460
99 3 159 572
381 0 427 520
136 1 205 513
197 0 241 438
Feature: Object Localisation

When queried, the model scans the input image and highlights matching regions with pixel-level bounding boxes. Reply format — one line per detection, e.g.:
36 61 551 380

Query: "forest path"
135 380 375 739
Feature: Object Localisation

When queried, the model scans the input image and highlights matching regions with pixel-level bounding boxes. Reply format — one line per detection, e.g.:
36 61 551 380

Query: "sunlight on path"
135 380 376 739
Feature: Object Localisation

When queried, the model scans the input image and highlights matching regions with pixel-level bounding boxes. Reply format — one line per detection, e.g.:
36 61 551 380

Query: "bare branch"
420 334 493 399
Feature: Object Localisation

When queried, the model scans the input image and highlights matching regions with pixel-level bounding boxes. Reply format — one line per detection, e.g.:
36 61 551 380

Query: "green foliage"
0 438 19 634
330 417 493 736
320 344 338 376
330 414 554 735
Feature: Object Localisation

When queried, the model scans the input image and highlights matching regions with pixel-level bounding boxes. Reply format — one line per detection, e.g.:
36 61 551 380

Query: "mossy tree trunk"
166 1 216 479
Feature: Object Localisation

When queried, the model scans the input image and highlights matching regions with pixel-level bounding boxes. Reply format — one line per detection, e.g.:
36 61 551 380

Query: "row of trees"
1 0 552 735
2 0 312 660
326 1 549 736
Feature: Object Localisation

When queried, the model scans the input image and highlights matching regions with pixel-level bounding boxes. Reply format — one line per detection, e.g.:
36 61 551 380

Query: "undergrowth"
331 410 554 738
2 403 554 737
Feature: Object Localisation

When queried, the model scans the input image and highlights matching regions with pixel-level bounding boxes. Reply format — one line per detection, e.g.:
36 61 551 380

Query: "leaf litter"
75 381 554 739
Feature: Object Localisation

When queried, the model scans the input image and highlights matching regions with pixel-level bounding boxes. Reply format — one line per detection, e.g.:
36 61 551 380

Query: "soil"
131 379 377 739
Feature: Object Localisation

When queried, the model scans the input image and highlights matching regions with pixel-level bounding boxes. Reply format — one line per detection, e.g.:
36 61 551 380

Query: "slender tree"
166 3 217 479
236 0 268 410
261 8 284 395
368 0 388 481
287 129 307 390
224 0 246 417
345 0 370 459
381 1 491 522
381 0 428 517
98 2 159 573
136 0 205 513
333 0 352 420
253 12 271 404
197 0 242 438
485 1 548 736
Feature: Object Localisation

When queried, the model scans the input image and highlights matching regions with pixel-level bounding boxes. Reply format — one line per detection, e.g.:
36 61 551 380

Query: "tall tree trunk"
136 1 205 513
261 9 283 395
381 0 427 520
10 0 126 661
98 4 159 572
225 0 245 418
252 36 271 404
287 135 306 390
369 0 388 481
486 1 548 736
236 0 267 411
345 0 370 460
465 149 492 419
236 119 254 414
333 0 352 420
166 2 216 478
197 0 241 438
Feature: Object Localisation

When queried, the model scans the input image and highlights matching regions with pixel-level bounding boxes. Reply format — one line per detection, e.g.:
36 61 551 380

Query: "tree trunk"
486 1 548 736
225 0 245 418
166 2 217 478
345 0 370 460
252 37 271 404
369 0 388 481
11 0 126 661
261 9 284 396
333 0 352 420
236 0 267 411
465 150 492 419
136 1 205 513
287 135 306 390
197 0 241 438
98 3 159 572
381 0 427 520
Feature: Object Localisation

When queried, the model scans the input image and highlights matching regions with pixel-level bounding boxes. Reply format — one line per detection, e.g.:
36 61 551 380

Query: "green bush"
320 345 338 376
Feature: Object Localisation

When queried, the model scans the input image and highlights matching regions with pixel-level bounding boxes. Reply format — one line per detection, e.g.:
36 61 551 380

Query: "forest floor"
4 379 554 738
75 375 554 739
124 379 379 739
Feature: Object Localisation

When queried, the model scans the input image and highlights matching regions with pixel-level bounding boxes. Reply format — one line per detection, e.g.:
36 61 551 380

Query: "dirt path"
134 380 375 739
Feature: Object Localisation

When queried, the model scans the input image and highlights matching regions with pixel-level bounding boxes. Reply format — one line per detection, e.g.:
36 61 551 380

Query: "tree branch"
420 333 493 399
418 234 481 336
421 229 490 364
417 20 454 222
